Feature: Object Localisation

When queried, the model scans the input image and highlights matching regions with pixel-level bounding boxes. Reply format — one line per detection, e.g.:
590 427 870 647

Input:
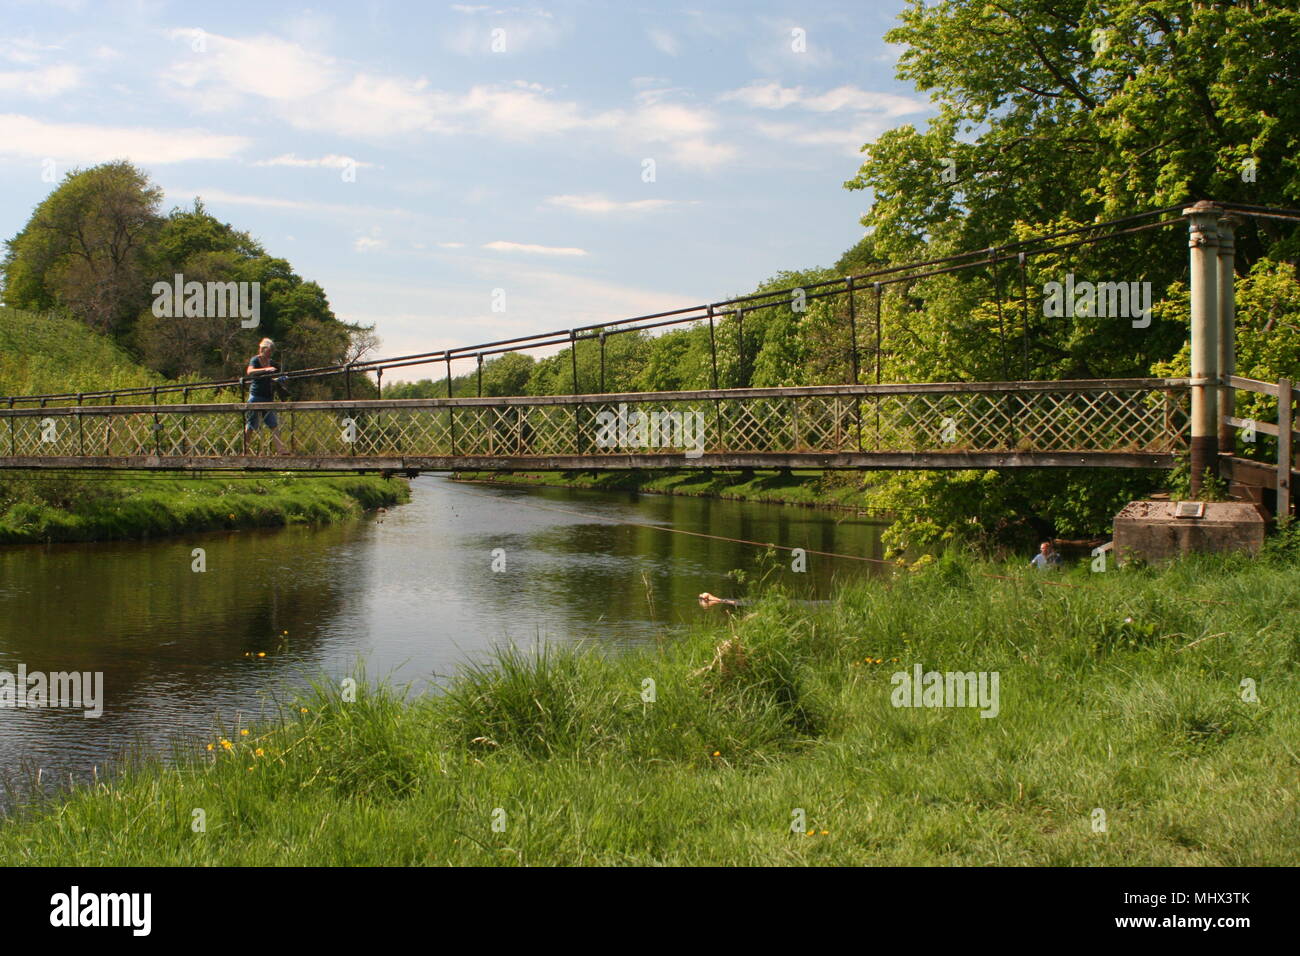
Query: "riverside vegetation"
0 305 406 544
453 469 887 512
2 545 1296 866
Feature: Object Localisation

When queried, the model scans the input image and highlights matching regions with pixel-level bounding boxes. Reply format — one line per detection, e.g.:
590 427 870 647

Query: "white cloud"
0 114 247 164
668 138 737 170
163 187 416 219
483 240 588 256
354 236 386 252
633 86 688 107
164 188 333 211
156 29 738 166
647 28 679 56
459 83 603 140
0 37 60 65
0 64 81 97
437 241 465 248
755 119 894 153
720 81 801 110
720 81 928 117
719 82 931 156
252 153 375 169
620 102 735 169
442 8 563 56
545 194 683 214
803 86 929 115
628 102 714 140
746 17 836 73
164 29 337 112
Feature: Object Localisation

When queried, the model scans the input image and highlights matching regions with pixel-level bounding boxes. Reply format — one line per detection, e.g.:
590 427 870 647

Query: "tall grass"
3 549 1296 865
0 306 165 397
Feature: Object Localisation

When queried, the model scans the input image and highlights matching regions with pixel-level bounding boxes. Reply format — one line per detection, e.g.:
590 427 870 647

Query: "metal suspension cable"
1218 201 1300 217
1 205 1187 405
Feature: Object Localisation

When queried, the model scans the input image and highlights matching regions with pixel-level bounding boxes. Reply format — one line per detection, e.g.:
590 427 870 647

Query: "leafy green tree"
2 161 161 337
833 0 1300 551
481 352 535 396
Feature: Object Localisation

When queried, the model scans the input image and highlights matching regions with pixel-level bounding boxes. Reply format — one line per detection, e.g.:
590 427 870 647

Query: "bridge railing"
0 379 1189 468
1220 375 1299 514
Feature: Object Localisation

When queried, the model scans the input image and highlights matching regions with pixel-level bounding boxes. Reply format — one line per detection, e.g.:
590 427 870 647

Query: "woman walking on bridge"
244 337 288 455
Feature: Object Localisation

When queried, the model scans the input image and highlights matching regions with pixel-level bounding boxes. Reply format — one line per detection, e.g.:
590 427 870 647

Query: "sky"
0 0 935 381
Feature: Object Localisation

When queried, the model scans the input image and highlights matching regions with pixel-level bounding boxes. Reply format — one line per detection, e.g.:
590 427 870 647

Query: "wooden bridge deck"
0 379 1190 473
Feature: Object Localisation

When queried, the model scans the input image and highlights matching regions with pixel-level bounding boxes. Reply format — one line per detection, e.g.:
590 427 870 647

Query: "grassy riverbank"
0 472 408 545
454 469 879 511
4 546 1296 865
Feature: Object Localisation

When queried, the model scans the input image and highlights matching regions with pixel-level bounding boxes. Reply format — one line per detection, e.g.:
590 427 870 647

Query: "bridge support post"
1217 214 1239 456
1279 378 1292 517
1184 201 1221 497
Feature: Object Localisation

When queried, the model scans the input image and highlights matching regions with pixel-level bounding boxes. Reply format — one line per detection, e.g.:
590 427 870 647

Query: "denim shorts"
245 396 278 430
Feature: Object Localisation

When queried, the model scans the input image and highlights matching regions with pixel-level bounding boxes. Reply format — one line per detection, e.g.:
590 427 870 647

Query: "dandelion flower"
220 739 232 751
821 830 829 835
254 748 264 757
712 751 720 757
806 830 814 836
257 652 266 658
205 743 214 752
300 707 309 714
240 729 249 736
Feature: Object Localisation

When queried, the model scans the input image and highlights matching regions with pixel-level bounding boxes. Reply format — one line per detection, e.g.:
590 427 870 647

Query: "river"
0 476 889 806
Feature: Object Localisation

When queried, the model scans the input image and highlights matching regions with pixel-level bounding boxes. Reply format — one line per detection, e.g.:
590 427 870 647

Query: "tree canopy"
2 163 374 397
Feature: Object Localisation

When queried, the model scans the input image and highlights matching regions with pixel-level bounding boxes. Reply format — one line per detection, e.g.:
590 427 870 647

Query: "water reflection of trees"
456 489 889 636
0 521 369 713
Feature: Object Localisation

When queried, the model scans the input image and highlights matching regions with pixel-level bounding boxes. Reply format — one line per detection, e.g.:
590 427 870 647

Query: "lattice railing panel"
0 384 1190 463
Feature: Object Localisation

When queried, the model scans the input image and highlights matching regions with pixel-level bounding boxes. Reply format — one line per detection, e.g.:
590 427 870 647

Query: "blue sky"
0 0 934 381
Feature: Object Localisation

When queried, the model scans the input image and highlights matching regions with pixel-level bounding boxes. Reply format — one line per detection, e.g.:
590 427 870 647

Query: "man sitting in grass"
1030 540 1063 569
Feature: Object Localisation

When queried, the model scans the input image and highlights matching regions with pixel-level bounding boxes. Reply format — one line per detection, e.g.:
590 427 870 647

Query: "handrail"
1227 374 1281 397
0 378 1191 416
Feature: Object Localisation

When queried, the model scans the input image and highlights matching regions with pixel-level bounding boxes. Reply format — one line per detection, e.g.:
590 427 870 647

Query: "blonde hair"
259 338 274 349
